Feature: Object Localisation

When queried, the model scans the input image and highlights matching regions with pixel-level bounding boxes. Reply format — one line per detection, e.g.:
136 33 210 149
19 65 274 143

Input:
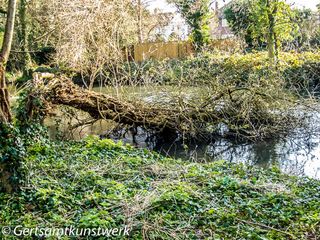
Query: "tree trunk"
0 0 17 123
0 66 11 123
274 32 279 62
266 0 278 63
137 0 143 43
266 0 276 62
28 75 224 136
18 0 32 77
0 0 18 193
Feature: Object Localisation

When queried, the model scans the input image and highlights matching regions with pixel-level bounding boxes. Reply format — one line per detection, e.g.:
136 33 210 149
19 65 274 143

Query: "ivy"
0 138 319 239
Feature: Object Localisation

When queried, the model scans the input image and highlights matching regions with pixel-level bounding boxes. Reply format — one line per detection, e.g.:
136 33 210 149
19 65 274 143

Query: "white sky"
148 0 319 12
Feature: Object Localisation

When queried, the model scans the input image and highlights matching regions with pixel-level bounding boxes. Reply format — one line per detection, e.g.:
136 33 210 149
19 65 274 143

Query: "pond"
45 85 320 179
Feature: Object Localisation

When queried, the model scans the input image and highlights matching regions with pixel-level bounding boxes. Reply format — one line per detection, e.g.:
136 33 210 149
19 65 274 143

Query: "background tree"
136 0 143 43
17 0 32 76
251 0 298 61
224 0 261 49
225 0 298 61
292 8 318 49
169 0 212 51
45 0 138 89
310 4 320 47
38 0 172 88
0 0 58 76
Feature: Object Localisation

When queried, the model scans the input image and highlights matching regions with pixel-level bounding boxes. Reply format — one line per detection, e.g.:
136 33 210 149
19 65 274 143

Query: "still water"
46 85 320 179
105 124 320 179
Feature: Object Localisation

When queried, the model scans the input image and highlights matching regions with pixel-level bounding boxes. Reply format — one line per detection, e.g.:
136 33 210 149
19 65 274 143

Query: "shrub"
101 51 320 92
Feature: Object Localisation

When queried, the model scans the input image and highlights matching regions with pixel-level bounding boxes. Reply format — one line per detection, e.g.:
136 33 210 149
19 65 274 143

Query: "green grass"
0 136 319 239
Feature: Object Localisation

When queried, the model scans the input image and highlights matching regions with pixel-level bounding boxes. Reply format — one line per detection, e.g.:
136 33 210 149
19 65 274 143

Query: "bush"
102 51 320 92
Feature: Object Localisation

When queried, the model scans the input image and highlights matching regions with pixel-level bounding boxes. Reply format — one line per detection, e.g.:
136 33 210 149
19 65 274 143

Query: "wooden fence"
132 41 194 62
127 39 239 62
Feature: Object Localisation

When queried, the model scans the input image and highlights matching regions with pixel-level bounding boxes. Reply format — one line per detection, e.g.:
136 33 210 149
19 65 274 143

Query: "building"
210 1 234 39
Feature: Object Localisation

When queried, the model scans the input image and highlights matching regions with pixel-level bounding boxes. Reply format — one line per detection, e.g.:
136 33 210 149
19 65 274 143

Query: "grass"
0 136 319 239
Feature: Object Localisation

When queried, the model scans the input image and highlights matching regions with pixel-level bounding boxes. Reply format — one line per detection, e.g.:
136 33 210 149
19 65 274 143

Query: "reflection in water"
104 125 320 179
47 111 320 179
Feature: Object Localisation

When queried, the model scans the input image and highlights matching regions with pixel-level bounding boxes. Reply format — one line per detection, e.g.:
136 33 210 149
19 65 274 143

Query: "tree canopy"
224 0 309 58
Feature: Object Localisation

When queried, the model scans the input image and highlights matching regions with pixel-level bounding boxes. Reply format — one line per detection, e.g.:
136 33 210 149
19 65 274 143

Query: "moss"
0 136 319 239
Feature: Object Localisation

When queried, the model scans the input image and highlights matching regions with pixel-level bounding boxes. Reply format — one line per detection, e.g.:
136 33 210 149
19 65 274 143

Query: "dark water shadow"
106 116 320 179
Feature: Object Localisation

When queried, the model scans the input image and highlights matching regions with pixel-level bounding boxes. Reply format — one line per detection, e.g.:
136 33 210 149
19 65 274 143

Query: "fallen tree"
22 73 307 141
25 74 220 134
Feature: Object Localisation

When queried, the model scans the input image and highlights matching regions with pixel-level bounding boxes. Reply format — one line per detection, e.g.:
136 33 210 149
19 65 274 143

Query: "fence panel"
131 39 238 61
133 41 194 61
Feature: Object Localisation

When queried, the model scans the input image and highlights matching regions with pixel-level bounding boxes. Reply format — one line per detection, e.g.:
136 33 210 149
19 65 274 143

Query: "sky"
148 0 319 12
